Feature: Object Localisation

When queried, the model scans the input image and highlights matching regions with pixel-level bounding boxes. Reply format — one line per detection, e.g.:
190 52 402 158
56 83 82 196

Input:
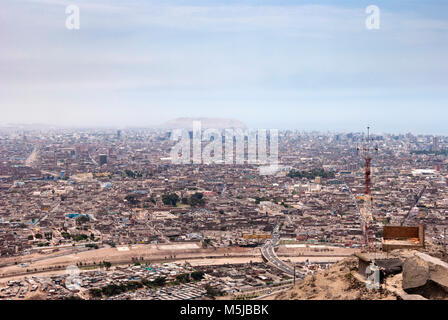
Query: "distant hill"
160 118 246 130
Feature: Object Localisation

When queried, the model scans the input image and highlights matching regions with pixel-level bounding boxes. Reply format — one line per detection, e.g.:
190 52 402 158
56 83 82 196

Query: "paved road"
25 146 39 167
261 224 305 280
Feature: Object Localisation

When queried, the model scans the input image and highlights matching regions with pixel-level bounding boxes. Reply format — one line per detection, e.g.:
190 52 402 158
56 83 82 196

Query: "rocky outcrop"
276 257 396 300
402 256 430 290
402 252 448 299
276 250 448 300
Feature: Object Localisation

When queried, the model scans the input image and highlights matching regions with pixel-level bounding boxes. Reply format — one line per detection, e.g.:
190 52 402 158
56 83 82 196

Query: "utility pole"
444 228 447 258
293 265 296 286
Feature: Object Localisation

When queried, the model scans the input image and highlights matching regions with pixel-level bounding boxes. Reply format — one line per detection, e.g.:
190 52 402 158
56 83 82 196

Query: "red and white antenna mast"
357 127 378 248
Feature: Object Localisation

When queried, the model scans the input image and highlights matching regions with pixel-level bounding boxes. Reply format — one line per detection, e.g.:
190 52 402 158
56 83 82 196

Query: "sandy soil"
0 243 260 279
275 256 397 300
0 243 351 282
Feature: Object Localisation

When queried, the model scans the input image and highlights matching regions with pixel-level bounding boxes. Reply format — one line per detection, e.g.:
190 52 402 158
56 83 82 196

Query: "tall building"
432 136 440 152
99 154 107 166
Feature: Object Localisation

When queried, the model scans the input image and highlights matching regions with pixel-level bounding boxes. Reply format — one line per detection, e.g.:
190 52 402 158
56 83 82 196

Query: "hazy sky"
1 0 448 133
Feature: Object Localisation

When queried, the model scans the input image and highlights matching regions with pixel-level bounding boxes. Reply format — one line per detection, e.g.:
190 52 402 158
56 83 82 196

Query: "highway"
25 146 39 167
261 224 305 280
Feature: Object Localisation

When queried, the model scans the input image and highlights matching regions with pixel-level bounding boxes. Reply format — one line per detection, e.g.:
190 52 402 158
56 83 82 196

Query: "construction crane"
356 127 378 247
400 186 427 226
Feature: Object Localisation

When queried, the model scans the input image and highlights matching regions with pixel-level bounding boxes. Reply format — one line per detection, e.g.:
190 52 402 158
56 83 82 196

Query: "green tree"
103 261 112 270
189 192 205 207
202 239 212 248
176 273 191 284
204 284 222 297
162 193 180 206
191 271 205 281
89 288 102 298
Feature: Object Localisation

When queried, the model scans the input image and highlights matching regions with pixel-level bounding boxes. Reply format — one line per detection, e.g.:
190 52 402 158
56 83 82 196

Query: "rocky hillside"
276 248 448 300
276 256 396 300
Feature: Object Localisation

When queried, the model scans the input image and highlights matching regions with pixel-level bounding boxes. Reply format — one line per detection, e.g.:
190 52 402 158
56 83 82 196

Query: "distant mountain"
3 123 56 129
160 118 246 130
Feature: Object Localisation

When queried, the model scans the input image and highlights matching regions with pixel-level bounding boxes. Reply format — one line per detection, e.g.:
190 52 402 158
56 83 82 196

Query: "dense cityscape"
2 0 448 315
0 125 447 300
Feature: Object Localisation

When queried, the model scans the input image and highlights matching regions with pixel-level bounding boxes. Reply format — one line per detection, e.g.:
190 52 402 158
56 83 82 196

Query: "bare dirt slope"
276 256 396 300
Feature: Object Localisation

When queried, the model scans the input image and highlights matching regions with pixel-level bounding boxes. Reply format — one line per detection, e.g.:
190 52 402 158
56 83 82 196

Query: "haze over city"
1 0 448 133
2 0 448 308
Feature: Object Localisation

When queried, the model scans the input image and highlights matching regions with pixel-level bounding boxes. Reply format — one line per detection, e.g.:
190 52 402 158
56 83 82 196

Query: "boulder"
416 252 448 290
402 256 429 290
402 252 448 298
